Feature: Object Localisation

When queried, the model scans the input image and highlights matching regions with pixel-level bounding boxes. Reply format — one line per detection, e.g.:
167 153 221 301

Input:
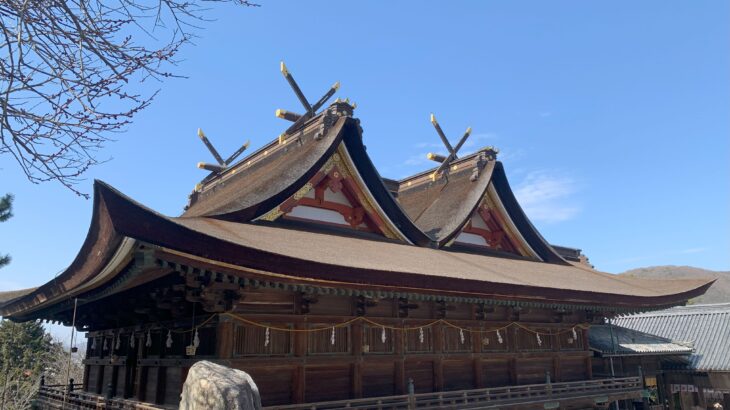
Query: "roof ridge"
395 147 497 184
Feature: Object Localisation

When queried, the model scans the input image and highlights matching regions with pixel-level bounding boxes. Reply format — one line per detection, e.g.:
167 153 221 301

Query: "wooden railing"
35 385 166 410
36 377 642 410
265 377 643 410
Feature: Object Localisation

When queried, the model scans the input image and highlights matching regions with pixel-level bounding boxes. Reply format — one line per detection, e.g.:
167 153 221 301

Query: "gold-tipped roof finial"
194 127 251 174
427 113 473 181
276 61 341 133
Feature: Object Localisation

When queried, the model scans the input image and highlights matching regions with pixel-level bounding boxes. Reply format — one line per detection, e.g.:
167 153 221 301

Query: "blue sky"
1 0 729 301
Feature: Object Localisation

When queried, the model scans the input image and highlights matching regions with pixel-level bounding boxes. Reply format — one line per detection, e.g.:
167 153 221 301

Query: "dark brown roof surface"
106 181 712 308
183 114 346 220
169 217 712 307
396 156 496 246
0 184 128 317
0 178 714 318
0 288 37 306
0 105 715 317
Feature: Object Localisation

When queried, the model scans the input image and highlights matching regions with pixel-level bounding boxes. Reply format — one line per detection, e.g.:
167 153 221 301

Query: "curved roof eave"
489 162 569 264
0 183 134 318
339 120 434 247
84 181 713 309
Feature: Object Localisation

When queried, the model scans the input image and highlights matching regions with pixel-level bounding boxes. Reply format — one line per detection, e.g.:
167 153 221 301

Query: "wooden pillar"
433 323 444 391
394 323 405 394
508 358 517 385
395 361 405 394
473 359 484 389
136 366 147 401
96 365 105 394
553 356 561 382
111 365 119 397
292 366 305 404
83 366 90 392
155 367 167 405
352 322 363 398
215 319 234 360
293 322 306 403
585 356 593 379
472 330 483 388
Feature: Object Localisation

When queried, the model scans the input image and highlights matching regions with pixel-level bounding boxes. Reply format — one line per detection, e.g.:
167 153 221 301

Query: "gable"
256 145 405 240
451 185 541 260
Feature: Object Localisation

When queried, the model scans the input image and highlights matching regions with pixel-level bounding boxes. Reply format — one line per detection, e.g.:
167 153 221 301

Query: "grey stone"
180 361 262 410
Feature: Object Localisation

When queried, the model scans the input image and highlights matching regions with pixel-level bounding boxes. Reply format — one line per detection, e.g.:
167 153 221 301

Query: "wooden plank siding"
81 291 595 407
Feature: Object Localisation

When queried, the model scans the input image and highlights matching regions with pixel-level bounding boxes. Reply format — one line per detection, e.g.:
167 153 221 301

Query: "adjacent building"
615 303 730 409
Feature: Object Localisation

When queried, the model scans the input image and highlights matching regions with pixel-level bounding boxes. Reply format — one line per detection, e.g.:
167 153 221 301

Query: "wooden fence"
265 376 643 410
35 376 642 410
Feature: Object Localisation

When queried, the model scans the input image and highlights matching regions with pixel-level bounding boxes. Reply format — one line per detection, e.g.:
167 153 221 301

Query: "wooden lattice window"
405 327 433 353
514 327 553 351
362 325 394 354
558 328 584 350
308 324 350 355
443 326 472 353
233 324 292 356
479 329 509 352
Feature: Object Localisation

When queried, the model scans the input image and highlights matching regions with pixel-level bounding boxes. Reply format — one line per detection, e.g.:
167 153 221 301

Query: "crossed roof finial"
426 113 472 181
195 128 250 173
275 61 340 133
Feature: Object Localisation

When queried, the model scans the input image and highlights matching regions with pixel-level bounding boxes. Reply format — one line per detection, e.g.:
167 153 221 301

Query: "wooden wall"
223 290 593 406
82 288 594 407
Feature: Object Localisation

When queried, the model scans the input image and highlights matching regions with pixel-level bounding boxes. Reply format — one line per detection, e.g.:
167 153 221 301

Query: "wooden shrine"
0 64 712 409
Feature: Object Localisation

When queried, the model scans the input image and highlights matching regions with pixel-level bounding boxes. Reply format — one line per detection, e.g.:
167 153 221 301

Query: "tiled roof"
589 324 693 356
614 303 730 371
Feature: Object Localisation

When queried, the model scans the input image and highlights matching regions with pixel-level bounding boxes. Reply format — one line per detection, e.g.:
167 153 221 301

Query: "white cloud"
679 247 708 254
514 171 580 223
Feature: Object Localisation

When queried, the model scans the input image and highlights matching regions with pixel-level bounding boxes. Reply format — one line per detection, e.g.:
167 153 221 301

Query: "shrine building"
0 66 714 409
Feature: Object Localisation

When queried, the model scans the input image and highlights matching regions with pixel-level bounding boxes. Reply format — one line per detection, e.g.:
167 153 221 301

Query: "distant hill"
620 266 730 305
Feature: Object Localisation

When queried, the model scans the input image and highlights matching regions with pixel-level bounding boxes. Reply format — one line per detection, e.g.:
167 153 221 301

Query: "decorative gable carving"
258 149 401 239
454 207 520 254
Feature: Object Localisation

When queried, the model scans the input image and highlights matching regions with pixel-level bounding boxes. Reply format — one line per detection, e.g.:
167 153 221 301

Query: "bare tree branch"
0 0 258 198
